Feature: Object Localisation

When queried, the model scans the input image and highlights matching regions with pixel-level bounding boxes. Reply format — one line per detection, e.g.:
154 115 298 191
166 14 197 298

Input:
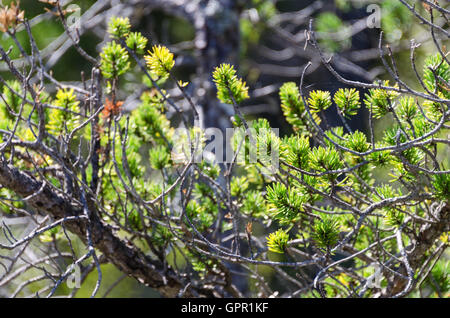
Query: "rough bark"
386 203 450 297
0 159 217 297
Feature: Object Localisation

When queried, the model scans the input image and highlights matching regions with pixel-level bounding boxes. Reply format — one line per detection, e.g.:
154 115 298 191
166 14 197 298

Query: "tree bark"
385 203 450 297
0 159 217 297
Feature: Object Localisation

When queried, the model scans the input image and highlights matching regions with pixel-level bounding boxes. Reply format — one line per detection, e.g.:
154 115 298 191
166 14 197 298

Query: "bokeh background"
0 0 447 297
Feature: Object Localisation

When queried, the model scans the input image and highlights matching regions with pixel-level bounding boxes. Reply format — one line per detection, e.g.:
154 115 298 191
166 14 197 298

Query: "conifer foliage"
0 1 448 298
